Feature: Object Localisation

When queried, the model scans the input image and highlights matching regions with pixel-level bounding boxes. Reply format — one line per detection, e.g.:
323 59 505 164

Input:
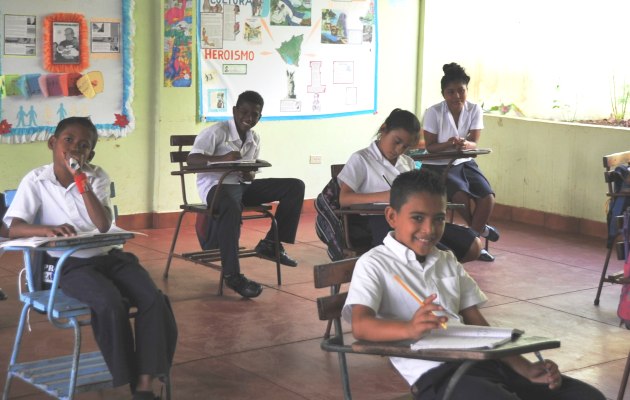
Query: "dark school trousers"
411 360 605 400
202 178 305 276
58 250 178 388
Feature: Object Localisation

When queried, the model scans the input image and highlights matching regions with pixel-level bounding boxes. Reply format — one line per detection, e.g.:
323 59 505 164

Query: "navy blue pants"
412 360 605 400
59 250 178 388
199 178 305 276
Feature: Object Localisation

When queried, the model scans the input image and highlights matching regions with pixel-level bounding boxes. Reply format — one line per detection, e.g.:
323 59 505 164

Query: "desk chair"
594 151 630 306
313 258 560 400
163 135 282 295
1 187 171 400
324 164 466 260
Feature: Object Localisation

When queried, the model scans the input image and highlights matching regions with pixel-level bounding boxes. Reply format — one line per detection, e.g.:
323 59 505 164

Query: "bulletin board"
0 0 134 144
198 0 377 121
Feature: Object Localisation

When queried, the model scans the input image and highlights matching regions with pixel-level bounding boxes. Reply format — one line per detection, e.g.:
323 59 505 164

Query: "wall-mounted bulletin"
0 0 135 144
198 0 377 121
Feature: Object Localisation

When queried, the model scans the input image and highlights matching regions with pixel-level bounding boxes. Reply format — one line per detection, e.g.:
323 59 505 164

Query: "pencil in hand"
393 275 448 329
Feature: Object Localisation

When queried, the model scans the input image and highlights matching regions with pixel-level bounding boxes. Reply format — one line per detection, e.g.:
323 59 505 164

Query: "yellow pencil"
393 275 448 330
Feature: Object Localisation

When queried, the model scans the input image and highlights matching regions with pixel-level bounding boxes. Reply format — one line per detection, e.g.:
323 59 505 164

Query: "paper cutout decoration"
25 74 42 97
16 74 43 98
61 73 82 96
0 119 12 134
42 13 89 73
42 74 64 97
77 71 104 99
5 75 21 96
38 75 50 97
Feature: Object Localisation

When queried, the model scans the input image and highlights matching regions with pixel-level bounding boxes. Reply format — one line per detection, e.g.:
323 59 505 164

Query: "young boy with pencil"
3 117 177 400
342 169 604 400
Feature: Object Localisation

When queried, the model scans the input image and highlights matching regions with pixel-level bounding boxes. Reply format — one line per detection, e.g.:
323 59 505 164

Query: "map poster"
198 0 377 121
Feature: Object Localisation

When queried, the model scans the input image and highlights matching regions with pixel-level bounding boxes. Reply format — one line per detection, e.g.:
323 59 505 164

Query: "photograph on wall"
3 14 37 56
91 21 121 53
53 22 81 64
270 0 311 26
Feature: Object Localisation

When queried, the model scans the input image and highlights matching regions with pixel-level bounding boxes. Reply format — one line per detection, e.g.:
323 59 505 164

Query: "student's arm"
351 294 448 342
460 306 562 390
338 182 389 207
80 185 112 233
9 218 76 238
424 130 471 152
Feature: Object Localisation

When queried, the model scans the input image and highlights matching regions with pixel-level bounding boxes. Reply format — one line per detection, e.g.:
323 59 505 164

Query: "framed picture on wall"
52 22 80 64
42 13 89 72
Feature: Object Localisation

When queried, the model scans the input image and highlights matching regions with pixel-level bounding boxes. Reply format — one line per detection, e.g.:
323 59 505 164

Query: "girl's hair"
376 108 421 143
440 62 470 92
54 116 98 150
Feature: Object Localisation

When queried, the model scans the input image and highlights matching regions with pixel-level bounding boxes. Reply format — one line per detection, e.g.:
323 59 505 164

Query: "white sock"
480 226 490 237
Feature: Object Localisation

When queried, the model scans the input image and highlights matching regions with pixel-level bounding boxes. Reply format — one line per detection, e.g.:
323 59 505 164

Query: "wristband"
74 173 91 194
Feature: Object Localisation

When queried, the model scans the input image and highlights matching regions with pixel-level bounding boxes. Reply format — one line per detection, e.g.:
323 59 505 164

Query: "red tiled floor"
1 213 629 399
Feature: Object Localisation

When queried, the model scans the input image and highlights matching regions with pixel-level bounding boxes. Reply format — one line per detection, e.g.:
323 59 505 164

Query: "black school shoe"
484 225 500 242
255 239 298 267
478 249 495 262
224 273 263 298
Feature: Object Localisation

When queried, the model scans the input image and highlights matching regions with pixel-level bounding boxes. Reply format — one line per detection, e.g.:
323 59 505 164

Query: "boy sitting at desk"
3 117 177 400
188 90 305 298
342 169 604 400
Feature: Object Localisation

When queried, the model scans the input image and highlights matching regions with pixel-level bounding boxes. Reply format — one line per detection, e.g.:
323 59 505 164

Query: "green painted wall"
478 116 628 224
0 0 420 217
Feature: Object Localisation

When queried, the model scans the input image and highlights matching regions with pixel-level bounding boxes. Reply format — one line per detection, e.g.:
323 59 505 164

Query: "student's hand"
222 151 242 161
64 152 86 175
525 358 562 390
407 294 448 340
44 224 77 237
240 171 255 181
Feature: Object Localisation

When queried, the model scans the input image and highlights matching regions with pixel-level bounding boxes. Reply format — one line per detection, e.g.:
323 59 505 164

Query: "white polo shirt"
189 119 260 203
3 163 115 258
337 141 416 193
422 100 484 166
342 233 487 386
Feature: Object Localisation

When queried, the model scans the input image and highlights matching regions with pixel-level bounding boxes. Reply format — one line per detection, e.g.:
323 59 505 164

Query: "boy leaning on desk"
2 117 177 400
342 169 604 400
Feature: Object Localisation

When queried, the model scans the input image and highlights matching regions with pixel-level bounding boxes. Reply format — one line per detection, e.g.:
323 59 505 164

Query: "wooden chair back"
170 135 197 206
313 258 358 399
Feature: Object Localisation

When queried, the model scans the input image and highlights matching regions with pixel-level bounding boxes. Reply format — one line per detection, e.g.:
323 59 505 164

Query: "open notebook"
411 324 524 351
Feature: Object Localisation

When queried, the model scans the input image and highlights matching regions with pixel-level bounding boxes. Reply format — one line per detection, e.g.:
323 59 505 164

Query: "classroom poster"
198 0 377 121
0 0 135 143
164 0 193 87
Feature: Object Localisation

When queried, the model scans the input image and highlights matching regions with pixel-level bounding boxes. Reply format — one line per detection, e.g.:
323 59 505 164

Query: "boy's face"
232 101 262 136
385 191 446 260
48 124 95 170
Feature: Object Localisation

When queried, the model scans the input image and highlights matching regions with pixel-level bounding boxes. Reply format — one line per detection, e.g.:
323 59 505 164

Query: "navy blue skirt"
424 160 494 199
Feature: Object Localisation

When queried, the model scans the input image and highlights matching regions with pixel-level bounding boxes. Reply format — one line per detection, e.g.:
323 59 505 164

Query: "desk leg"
443 360 476 400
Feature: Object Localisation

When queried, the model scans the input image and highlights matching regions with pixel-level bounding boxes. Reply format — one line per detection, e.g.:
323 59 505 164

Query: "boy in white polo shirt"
188 90 305 298
3 117 177 400
342 169 604 400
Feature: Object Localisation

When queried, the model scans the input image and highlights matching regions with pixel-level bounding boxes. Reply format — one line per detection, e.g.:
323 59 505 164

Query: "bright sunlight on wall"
420 0 630 122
